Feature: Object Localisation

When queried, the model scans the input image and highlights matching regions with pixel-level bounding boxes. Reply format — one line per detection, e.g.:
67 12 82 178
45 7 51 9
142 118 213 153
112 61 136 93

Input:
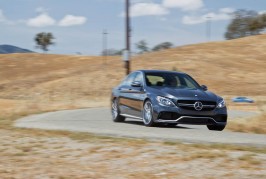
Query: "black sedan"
111 70 227 131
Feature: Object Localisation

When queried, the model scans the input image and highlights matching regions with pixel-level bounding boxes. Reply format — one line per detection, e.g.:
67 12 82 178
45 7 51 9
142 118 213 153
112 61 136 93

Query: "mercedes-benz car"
111 70 227 131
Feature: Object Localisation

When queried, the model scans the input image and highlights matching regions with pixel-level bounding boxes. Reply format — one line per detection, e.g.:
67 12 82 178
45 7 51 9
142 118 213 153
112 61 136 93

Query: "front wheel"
111 99 125 122
207 124 226 131
142 100 156 127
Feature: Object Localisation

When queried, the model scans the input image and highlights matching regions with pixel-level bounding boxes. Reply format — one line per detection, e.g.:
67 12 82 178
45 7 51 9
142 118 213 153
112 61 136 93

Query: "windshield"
145 72 201 89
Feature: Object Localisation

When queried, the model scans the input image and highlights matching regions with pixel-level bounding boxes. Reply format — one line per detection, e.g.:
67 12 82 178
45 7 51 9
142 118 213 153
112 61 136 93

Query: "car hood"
148 87 219 101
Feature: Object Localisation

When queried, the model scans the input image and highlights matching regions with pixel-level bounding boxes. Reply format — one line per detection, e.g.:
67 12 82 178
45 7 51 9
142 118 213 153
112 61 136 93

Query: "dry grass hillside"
133 34 266 96
0 35 266 178
0 34 265 117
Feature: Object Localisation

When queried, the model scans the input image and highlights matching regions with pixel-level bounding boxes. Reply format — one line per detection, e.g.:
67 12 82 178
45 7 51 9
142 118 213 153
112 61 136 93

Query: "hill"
0 35 265 115
0 45 34 54
133 34 266 97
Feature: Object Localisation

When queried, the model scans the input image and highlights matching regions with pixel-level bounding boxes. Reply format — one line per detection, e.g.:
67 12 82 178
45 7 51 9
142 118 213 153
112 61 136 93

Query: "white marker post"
123 50 129 62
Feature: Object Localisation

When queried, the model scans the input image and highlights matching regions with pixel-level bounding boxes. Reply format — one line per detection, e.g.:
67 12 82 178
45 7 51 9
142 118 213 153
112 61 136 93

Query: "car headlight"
217 99 226 108
156 96 176 107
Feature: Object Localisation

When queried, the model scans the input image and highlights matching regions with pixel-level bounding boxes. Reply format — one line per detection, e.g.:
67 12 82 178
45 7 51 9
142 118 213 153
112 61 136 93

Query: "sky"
0 0 266 55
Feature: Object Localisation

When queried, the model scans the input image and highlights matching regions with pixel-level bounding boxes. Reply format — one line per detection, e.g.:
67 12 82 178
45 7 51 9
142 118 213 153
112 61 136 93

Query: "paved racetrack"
15 108 266 147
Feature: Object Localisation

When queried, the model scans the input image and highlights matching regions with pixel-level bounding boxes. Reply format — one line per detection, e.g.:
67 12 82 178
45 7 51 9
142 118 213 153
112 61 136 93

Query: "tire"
207 124 226 131
142 100 156 127
111 99 125 122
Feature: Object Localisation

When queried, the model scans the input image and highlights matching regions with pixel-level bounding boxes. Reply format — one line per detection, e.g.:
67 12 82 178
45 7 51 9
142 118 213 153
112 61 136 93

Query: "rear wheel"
207 124 226 131
143 100 156 127
111 99 125 122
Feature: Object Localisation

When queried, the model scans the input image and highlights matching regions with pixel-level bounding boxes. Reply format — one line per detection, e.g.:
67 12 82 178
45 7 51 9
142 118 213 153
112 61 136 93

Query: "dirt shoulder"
0 127 265 179
0 109 265 178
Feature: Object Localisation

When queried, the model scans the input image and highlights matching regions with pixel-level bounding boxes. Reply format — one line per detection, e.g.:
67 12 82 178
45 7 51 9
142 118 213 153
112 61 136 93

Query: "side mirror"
131 81 142 87
201 85 208 91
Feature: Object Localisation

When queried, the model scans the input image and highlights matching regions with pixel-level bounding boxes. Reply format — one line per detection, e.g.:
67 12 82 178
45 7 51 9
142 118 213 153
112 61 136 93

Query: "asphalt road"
15 108 266 147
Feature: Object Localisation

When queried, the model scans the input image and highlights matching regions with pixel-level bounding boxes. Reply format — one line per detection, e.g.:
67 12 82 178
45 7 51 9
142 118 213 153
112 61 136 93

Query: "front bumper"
152 104 227 125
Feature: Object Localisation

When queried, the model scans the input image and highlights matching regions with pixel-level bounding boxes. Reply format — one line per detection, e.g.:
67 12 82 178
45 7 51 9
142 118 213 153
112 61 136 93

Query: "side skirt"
120 113 142 120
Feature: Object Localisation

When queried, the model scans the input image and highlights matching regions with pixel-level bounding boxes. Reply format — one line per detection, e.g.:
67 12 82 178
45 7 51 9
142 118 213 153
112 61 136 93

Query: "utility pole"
102 29 108 64
206 16 212 41
125 0 130 75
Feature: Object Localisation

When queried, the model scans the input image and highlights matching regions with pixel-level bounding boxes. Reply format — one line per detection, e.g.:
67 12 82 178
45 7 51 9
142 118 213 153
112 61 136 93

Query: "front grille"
177 100 216 111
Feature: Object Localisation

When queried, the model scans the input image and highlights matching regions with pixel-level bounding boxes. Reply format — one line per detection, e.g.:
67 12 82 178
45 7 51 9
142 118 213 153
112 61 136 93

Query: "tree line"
102 40 174 56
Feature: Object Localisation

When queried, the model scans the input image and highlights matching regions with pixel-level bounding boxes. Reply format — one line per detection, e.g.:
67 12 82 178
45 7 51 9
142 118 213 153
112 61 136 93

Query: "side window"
184 78 195 88
121 72 137 86
181 75 199 89
134 72 144 85
175 76 181 87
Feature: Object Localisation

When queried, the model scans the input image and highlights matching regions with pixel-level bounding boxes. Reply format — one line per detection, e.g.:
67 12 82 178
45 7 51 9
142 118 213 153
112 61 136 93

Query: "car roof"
136 69 187 75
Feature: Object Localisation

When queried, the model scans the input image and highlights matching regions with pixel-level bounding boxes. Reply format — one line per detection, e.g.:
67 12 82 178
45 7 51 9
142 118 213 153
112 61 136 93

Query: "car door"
118 72 137 115
125 72 146 118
